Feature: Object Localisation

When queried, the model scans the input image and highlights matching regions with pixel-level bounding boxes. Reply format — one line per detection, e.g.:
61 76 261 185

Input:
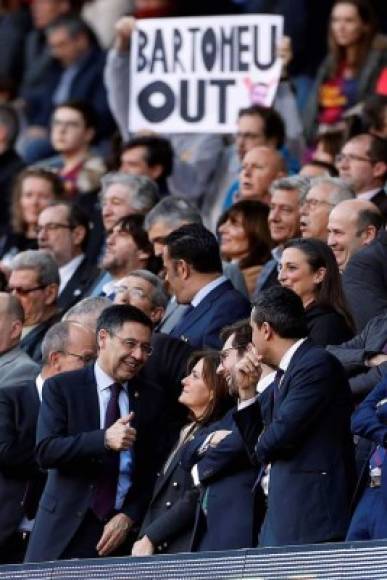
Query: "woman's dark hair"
186 351 233 425
328 0 377 76
283 238 354 331
11 168 65 234
217 200 272 269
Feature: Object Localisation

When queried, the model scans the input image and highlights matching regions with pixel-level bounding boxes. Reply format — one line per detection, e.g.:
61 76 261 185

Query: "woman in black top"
131 351 232 556
279 238 354 345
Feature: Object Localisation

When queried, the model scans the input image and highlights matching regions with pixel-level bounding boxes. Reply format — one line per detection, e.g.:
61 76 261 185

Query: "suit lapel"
83 366 101 430
175 281 231 335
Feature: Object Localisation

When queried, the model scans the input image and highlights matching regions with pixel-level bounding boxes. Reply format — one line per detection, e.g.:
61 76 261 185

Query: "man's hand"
105 412 136 451
277 35 292 77
132 535 155 557
231 344 262 401
367 354 387 367
114 16 136 51
96 513 133 556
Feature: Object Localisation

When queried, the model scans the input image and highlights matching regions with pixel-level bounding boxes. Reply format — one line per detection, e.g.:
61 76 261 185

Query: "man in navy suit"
25 304 167 562
234 286 355 546
163 223 250 349
347 376 387 540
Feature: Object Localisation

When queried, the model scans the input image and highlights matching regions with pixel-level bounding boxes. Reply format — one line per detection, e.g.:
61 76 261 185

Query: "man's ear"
43 283 59 306
149 306 165 324
49 350 63 372
372 161 387 182
177 259 190 280
10 319 23 341
148 164 163 181
71 225 87 249
360 224 378 245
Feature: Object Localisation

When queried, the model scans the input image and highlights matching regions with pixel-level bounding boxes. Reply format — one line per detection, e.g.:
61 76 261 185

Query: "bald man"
327 199 384 272
336 134 387 217
0 293 39 388
238 146 286 205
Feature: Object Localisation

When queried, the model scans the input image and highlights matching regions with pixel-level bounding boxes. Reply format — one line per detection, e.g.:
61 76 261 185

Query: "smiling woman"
218 199 272 297
279 238 354 345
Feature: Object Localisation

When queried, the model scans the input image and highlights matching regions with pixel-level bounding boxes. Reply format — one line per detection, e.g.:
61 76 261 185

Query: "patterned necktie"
273 368 284 402
92 382 122 521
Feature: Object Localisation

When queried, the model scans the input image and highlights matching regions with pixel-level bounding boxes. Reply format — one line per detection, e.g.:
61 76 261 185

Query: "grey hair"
144 197 202 231
126 269 168 308
308 176 355 206
10 250 60 286
0 292 25 323
63 296 112 322
41 321 73 365
269 175 311 203
100 172 159 214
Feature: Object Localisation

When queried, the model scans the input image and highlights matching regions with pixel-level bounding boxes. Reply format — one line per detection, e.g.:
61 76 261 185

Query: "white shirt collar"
278 338 307 373
59 254 84 294
94 361 127 392
191 275 227 308
356 188 381 201
36 374 44 401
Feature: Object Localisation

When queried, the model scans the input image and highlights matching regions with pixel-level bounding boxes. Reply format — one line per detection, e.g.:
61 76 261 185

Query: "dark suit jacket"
181 408 259 551
25 365 167 563
57 258 100 313
350 375 387 503
0 380 41 547
343 229 387 332
370 188 387 219
138 426 202 554
327 312 387 401
235 340 356 546
169 280 251 349
140 333 194 451
20 311 62 364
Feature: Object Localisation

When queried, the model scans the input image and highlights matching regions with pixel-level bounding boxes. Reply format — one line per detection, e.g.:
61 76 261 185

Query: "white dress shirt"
58 254 84 294
191 275 227 307
94 362 133 511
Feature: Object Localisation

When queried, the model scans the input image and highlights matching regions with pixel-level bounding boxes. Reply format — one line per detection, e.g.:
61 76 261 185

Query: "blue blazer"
25 365 167 563
180 408 259 551
169 280 251 349
235 340 356 546
351 375 387 503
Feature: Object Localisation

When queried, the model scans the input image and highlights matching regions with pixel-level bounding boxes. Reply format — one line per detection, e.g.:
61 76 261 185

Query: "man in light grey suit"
0 293 39 388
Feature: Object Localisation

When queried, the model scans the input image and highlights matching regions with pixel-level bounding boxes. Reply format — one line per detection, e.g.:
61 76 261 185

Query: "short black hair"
115 214 160 274
165 223 223 274
220 319 252 357
96 304 153 335
368 134 387 180
47 15 98 45
53 100 97 130
121 135 174 179
252 286 308 339
238 104 285 149
356 207 385 233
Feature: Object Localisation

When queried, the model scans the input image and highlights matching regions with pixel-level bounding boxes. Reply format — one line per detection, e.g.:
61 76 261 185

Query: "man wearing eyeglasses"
37 200 99 312
25 304 167 563
336 134 387 218
0 320 96 564
300 176 354 242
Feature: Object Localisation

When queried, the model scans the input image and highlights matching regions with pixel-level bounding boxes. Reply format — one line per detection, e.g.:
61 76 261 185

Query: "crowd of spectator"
0 0 387 568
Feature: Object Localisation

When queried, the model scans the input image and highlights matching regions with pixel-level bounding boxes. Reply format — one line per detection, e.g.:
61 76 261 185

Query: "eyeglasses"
36 223 73 235
8 285 46 296
335 153 373 165
109 331 153 356
115 286 150 301
59 351 96 365
302 198 334 210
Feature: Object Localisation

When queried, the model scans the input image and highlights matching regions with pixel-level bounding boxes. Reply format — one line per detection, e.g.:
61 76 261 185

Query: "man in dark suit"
25 304 167 562
342 229 387 331
234 287 355 546
336 134 387 218
0 319 97 564
37 201 99 313
327 311 387 401
9 249 62 363
347 375 387 540
163 223 250 349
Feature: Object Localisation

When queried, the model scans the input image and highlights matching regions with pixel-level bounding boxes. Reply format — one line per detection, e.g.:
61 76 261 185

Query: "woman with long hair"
279 237 354 345
304 0 387 143
131 351 232 556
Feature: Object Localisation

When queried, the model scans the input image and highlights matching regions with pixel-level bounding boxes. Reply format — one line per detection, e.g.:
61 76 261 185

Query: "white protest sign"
129 14 284 133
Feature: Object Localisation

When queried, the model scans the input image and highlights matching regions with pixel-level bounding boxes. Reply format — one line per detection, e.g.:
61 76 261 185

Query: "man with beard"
25 304 167 562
